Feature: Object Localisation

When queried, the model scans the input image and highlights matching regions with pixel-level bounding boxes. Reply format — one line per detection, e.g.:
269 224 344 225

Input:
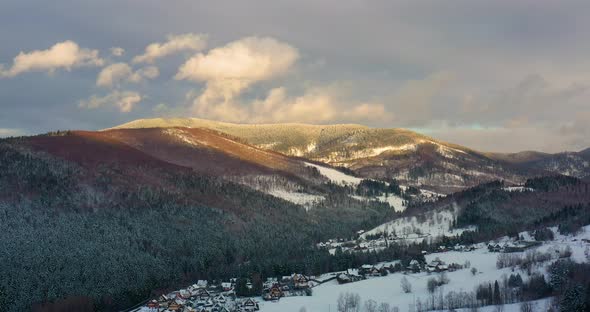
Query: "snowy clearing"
305 162 363 186
362 208 474 241
351 194 406 212
267 189 324 208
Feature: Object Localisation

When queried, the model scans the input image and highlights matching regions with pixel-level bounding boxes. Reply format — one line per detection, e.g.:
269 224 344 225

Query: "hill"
111 118 532 193
0 130 400 311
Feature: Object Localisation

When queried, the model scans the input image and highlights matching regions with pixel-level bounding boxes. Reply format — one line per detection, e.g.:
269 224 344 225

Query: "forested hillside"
416 176 590 241
0 135 395 311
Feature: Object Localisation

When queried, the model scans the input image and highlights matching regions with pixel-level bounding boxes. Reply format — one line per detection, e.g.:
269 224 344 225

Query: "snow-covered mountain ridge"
110 118 590 193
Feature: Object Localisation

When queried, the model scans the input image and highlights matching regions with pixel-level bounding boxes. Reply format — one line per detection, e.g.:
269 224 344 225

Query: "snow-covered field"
362 207 474 241
305 162 363 186
434 298 553 312
259 226 590 312
351 194 406 212
268 189 324 208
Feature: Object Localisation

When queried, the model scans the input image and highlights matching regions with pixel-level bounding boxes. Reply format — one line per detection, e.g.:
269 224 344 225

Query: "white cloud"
176 37 298 83
110 47 125 57
190 85 390 124
78 90 141 113
129 66 159 83
0 128 24 137
96 63 159 87
177 36 299 112
96 63 133 87
0 40 104 77
132 33 207 64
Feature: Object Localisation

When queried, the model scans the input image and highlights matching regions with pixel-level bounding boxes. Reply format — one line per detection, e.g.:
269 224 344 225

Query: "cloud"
78 90 141 112
177 36 299 113
132 33 207 64
176 37 298 95
129 66 159 82
190 85 391 124
0 40 103 77
110 47 125 57
96 63 159 87
0 128 24 138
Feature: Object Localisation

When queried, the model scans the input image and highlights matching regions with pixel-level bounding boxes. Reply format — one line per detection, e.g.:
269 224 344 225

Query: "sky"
1 0 589 153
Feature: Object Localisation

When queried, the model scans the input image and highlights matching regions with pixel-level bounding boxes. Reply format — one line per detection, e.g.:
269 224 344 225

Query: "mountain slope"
0 131 398 311
489 149 590 179
111 118 530 193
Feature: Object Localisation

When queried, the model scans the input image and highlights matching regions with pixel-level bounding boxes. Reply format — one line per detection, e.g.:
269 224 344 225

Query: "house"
214 294 227 304
292 273 310 288
212 303 230 312
179 289 191 299
337 273 352 284
337 270 363 284
263 283 284 301
197 289 211 300
488 243 502 252
241 298 260 311
503 241 542 253
221 282 233 291
270 284 284 298
159 295 170 303
196 280 208 289
370 266 382 277
360 264 374 275
147 300 159 310
168 302 181 311
426 259 448 273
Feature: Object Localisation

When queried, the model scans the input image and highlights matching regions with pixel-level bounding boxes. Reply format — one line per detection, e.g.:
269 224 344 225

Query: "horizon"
4 116 588 155
2 1 590 153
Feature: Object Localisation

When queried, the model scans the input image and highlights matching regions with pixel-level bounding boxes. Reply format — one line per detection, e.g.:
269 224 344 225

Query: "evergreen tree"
494 280 502 305
0 286 9 312
560 284 586 312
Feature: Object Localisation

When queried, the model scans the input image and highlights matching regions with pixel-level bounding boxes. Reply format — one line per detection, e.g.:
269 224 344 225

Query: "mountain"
488 149 590 179
485 150 551 164
111 118 532 193
2 123 587 311
0 130 398 311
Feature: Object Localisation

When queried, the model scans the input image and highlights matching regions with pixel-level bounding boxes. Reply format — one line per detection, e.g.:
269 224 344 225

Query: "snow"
369 144 418 156
351 194 406 212
259 226 590 312
433 298 553 312
305 162 363 186
502 186 533 192
258 248 512 312
362 208 474 241
267 189 323 208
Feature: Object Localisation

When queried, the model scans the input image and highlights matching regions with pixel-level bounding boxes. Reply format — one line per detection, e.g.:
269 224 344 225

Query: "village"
134 247 478 312
134 273 316 312
134 223 549 312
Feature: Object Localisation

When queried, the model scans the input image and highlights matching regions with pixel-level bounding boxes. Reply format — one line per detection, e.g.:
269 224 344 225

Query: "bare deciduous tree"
401 276 412 293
